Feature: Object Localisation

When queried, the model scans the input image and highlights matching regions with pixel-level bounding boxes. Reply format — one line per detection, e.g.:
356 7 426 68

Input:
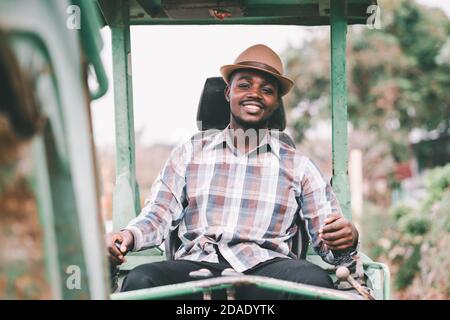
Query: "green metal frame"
97 0 376 26
31 136 63 299
363 260 391 300
111 0 141 232
111 275 364 300
0 0 110 299
8 30 92 299
109 0 165 266
74 0 109 100
331 0 351 219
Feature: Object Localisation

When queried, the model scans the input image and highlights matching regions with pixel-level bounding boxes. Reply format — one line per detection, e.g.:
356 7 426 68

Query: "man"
107 44 359 299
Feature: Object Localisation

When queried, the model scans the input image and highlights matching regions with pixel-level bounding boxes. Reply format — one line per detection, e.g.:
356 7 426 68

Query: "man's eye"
262 87 274 94
238 83 250 89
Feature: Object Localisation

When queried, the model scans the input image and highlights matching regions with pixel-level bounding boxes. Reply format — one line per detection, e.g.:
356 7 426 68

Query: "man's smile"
241 100 264 114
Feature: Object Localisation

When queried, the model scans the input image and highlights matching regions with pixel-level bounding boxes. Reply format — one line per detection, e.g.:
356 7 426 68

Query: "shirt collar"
208 125 281 160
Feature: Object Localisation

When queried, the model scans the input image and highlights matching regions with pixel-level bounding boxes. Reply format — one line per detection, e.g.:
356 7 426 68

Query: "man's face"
225 69 280 130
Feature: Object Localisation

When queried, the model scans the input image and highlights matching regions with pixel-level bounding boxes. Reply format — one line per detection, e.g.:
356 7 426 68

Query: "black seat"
165 77 309 260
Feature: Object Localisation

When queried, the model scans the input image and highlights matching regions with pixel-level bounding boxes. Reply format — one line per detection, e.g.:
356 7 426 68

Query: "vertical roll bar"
111 0 141 231
330 0 351 220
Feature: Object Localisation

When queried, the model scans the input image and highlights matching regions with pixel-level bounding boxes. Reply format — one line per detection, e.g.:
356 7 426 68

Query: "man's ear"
224 85 230 102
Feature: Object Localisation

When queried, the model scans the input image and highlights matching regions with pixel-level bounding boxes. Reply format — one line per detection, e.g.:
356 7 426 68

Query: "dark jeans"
121 257 334 300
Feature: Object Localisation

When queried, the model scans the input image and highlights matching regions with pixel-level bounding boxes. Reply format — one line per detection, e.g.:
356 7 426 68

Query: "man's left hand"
319 213 358 251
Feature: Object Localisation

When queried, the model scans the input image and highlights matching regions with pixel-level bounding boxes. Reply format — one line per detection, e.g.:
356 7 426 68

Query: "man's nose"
246 88 263 100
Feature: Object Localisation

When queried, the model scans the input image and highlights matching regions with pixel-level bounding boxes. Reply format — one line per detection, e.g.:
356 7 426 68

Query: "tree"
283 0 450 165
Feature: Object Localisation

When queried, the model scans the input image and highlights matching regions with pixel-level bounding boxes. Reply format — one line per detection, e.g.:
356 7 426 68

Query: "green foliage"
292 114 311 143
360 202 396 260
399 215 430 236
362 164 450 297
283 0 450 166
422 163 450 210
390 140 411 163
424 163 450 191
395 244 421 289
390 203 412 221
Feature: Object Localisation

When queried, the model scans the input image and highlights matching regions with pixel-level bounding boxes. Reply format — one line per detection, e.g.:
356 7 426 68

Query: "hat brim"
220 64 294 96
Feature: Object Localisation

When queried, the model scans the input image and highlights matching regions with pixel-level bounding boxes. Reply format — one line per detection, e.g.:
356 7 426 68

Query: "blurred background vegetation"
279 0 450 299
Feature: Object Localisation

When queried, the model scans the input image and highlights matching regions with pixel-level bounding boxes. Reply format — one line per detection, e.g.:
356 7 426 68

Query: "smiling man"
106 44 359 299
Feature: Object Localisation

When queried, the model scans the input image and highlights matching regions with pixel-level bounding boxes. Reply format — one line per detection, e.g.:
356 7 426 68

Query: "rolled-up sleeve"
297 158 356 266
125 144 188 251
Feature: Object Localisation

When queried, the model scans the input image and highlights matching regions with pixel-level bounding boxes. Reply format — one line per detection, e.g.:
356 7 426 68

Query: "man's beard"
230 111 270 130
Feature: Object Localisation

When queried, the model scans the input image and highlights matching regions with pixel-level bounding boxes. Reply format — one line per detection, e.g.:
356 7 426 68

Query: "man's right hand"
106 230 134 265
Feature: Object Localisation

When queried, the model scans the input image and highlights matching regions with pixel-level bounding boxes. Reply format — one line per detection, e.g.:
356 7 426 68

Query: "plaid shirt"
125 127 355 272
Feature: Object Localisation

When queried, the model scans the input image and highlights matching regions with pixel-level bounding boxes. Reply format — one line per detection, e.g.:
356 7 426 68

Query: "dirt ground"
0 174 51 299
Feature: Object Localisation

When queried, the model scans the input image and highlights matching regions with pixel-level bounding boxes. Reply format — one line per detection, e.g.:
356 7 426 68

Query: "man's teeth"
245 104 261 110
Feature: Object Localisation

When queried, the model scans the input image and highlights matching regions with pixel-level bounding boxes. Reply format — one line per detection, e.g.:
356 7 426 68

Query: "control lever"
336 266 375 300
189 269 213 300
109 241 125 292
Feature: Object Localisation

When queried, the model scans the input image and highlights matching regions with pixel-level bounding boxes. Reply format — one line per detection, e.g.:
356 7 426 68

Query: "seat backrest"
164 77 309 260
291 212 310 260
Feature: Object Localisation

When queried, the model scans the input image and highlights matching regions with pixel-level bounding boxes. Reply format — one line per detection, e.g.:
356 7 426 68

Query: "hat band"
237 61 281 76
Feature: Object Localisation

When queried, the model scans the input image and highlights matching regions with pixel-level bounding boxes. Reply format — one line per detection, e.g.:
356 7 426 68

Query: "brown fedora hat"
220 44 294 96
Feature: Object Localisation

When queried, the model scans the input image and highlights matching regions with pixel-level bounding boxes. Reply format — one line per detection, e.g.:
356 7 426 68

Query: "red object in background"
395 162 413 181
211 9 233 20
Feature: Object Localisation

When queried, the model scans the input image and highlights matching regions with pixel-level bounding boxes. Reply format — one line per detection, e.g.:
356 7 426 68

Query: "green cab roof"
96 0 377 26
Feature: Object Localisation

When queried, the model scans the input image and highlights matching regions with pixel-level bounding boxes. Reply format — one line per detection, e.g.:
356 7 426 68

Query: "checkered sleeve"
125 143 188 251
299 158 354 266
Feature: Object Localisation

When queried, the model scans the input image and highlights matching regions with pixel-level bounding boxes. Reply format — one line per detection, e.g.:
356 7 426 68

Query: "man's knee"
279 260 334 289
306 271 334 288
296 262 334 288
121 264 158 292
